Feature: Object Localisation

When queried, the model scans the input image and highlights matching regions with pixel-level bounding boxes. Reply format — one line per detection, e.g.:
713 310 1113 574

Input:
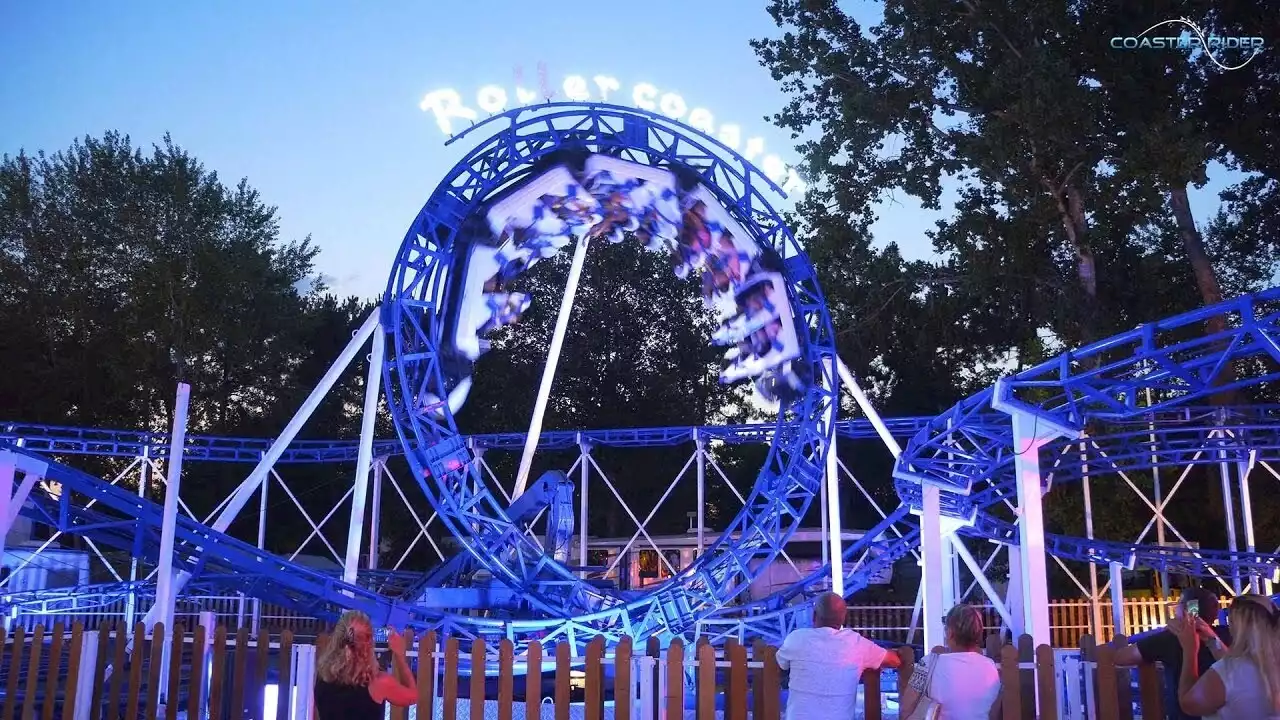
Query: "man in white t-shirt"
776 592 902 720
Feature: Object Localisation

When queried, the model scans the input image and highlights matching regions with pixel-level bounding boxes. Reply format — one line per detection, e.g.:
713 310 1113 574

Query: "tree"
0 132 368 556
753 0 1280 569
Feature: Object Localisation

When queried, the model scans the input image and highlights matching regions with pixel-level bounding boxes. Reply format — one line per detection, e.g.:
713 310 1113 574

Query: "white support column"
822 357 843 594
836 359 902 458
252 473 268 634
345 325 385 585
694 430 705 557
513 234 590 499
1218 452 1242 594
940 536 958 610
1008 412 1054 649
1110 562 1126 638
951 537 1015 631
125 448 148 631
921 485 946 650
144 310 381 626
1238 452 1259 593
153 382 190 700
368 460 384 570
1005 544 1024 638
1146 390 1170 604
578 435 589 577
1081 443 1103 636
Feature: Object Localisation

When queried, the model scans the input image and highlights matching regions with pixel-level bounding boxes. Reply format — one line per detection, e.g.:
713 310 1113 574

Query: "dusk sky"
1 1 1240 300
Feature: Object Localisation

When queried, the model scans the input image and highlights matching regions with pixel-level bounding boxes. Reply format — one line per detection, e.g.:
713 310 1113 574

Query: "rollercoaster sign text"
419 74 808 197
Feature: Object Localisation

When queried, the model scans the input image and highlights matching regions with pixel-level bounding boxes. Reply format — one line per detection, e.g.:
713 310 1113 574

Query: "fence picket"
40 622 64 720
144 623 164 720
60 624 84 720
21 624 44 720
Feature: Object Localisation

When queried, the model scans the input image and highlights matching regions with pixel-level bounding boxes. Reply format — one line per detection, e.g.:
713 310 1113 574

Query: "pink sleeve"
859 638 888 669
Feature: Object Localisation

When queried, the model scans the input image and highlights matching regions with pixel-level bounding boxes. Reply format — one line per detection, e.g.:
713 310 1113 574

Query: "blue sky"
0 1 1240 299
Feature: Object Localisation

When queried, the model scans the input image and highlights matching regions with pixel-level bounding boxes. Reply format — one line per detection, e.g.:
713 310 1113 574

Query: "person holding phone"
1114 587 1231 720
314 610 418 719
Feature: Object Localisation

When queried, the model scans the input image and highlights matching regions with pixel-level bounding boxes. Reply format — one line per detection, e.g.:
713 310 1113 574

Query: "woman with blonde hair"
1170 593 1280 719
314 610 418 719
898 604 1001 720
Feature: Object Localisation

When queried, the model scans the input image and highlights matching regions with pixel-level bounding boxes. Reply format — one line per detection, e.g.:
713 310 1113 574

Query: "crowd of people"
308 589 1280 720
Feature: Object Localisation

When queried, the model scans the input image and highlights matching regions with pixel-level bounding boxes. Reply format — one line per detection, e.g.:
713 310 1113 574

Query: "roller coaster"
1 103 1278 660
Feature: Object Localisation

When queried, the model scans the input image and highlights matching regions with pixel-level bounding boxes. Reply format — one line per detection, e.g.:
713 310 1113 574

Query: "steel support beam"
513 234 590 499
345 326 385 585
141 309 381 627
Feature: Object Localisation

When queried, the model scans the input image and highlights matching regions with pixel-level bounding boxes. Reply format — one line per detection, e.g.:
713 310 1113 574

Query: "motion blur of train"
420 151 812 418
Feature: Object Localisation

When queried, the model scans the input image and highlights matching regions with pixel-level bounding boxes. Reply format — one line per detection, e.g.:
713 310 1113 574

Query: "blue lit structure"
380 102 840 649
0 97 1277 656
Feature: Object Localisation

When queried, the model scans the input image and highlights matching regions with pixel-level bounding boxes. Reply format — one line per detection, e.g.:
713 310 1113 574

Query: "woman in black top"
314 611 417 719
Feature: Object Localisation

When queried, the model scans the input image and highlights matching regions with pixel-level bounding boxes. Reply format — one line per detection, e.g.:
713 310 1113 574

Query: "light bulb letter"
632 82 658 110
744 137 765 161
718 124 742 150
687 108 715 134
563 75 591 102
476 85 508 113
658 92 687 119
419 89 477 135
593 75 621 101
515 86 537 104
762 154 787 183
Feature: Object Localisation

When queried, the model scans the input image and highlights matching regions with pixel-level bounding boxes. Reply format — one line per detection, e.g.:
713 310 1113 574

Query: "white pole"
153 383 190 632
1238 451 1259 593
143 309 380 626
345 326 385 585
1010 412 1053 649
694 431 705 557
836 358 901 458
1218 449 1242 595
822 357 843 594
1110 562 1126 638
368 461 383 570
252 474 268 634
125 447 147 631
1082 441 1102 637
513 235 591 498
578 435 589 578
153 382 191 699
921 485 945 650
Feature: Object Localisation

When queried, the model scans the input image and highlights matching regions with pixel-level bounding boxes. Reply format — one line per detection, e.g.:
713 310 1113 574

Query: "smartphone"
1186 599 1200 618
374 626 390 643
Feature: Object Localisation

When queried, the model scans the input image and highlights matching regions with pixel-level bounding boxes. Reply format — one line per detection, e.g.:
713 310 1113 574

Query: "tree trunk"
1169 184 1238 403
1053 182 1100 351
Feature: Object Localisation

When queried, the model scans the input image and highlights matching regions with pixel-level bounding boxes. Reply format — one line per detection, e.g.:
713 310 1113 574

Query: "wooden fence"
0 622 1169 719
847 595 1201 648
12 594 1197 651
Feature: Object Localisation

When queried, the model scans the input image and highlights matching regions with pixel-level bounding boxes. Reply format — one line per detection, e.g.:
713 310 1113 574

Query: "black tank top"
315 679 384 720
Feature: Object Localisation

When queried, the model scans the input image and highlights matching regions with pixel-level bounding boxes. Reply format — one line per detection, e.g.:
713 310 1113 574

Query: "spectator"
1169 593 1280 719
899 604 1002 720
1115 586 1230 720
314 610 417 719
776 592 901 720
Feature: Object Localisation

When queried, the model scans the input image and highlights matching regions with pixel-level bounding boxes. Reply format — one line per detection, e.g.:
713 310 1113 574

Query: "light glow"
658 92 687 119
563 75 591 102
419 76 808 197
631 82 658 110
476 85 508 113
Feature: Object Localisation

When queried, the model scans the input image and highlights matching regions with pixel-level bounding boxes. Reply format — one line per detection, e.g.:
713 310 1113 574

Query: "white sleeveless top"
1206 656 1280 720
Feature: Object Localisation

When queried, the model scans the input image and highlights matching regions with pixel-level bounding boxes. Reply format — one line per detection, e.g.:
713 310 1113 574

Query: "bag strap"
920 653 941 699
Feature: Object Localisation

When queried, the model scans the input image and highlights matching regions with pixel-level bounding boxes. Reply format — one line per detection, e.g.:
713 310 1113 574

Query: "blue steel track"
1 99 1277 651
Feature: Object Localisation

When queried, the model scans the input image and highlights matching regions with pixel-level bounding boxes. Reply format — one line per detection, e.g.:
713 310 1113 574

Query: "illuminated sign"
419 74 807 197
